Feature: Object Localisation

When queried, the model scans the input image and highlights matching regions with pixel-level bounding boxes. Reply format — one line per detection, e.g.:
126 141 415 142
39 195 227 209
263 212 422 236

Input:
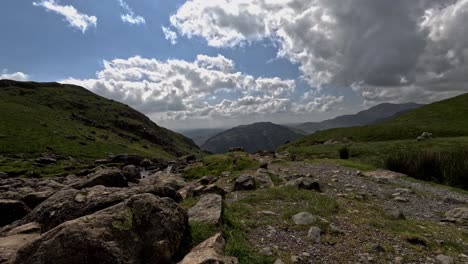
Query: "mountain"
295 103 423 134
284 93 468 146
201 122 306 154
0 80 201 159
178 128 227 146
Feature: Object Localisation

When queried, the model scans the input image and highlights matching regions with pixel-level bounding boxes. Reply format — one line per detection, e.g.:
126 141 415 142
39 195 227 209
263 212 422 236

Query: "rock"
21 191 54 209
34 156 56 165
445 207 468 224
329 223 345 234
260 247 274 256
307 226 321 243
220 171 231 177
370 243 385 253
254 169 274 188
292 212 316 225
274 259 285 264
228 147 245 152
122 165 141 183
140 171 186 190
233 174 256 191
199 175 218 185
18 185 181 232
443 197 464 204
108 154 143 165
393 196 409 203
139 159 153 168
178 233 238 264
12 194 190 264
0 200 30 227
286 177 321 191
385 208 406 220
435 255 454 264
188 194 223 225
72 168 128 189
416 132 433 141
193 184 226 198
0 228 41 263
179 154 197 164
260 163 268 169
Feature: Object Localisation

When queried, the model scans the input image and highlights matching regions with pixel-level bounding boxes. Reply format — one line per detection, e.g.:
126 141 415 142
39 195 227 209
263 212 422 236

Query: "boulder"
286 177 321 191
0 171 9 179
445 207 468 224
19 185 181 232
122 165 141 183
384 208 406 220
72 168 128 189
12 194 190 264
0 200 30 227
307 226 321 243
435 255 454 264
254 169 274 188
21 191 54 209
140 171 186 190
291 212 316 225
108 154 144 165
178 233 238 264
188 194 223 225
0 223 41 263
199 175 218 185
193 184 226 198
233 175 256 191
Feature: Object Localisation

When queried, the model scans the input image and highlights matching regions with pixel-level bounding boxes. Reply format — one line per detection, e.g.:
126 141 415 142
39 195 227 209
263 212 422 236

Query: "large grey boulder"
12 194 190 264
122 165 141 183
71 168 128 189
291 212 316 225
0 223 41 263
0 200 30 227
19 185 181 232
254 169 274 188
188 194 223 225
178 233 238 264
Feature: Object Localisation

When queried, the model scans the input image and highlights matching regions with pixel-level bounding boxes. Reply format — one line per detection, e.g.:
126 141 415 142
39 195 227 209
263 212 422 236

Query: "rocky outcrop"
188 194 223 225
19 185 181 232
0 223 41 262
0 200 30 227
122 165 141 183
178 233 238 264
12 194 190 264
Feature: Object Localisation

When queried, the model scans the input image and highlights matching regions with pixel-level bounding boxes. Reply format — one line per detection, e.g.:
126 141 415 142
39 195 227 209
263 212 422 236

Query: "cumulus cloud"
118 0 145 25
0 70 30 81
61 55 320 122
162 26 178 44
33 0 97 33
169 0 468 104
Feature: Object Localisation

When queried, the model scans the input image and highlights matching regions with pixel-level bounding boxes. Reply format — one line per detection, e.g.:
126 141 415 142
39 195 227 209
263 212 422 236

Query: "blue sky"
1 0 467 130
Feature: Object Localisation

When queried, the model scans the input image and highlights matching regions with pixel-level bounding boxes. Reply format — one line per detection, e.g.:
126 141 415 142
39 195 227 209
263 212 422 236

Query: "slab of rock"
12 194 190 264
0 200 30 227
292 212 316 225
72 168 128 189
233 175 256 191
122 165 141 183
307 226 321 243
445 207 468 224
193 184 226 198
188 194 223 225
286 177 321 191
21 191 54 209
18 185 181 232
140 171 186 190
178 233 238 264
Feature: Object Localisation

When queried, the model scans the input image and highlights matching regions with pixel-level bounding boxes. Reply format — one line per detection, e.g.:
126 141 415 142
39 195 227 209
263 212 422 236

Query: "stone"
21 191 54 209
385 208 406 220
178 233 238 264
0 171 9 179
393 196 409 203
193 184 226 198
108 154 143 165
435 255 454 264
199 175 218 185
188 194 223 225
307 226 321 243
233 175 256 191
260 163 268 169
329 223 345 234
370 243 385 253
254 169 274 188
292 212 316 225
18 185 181 232
72 168 128 189
260 247 274 256
0 232 40 263
140 171 186 190
445 207 468 224
122 165 141 183
220 171 231 177
0 200 30 227
12 194 190 264
286 177 321 191
274 259 285 264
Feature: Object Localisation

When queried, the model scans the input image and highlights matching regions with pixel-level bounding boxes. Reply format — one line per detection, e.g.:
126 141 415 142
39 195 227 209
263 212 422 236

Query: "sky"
1 0 468 130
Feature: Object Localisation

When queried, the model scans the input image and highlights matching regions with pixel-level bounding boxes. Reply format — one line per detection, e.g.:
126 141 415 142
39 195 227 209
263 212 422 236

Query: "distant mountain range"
295 103 423 134
201 122 306 154
178 128 226 146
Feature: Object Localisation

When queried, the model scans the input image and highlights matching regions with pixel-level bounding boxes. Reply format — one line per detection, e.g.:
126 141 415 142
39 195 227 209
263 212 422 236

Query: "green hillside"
285 93 468 146
0 80 201 160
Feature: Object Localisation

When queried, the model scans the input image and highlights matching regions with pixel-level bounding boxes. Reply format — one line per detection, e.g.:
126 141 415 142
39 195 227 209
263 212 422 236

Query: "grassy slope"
0 80 201 160
286 93 468 144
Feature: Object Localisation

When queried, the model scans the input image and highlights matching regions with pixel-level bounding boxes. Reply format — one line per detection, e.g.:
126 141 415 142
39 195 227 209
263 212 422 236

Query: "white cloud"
169 0 468 105
162 26 178 44
118 0 145 25
33 0 97 33
62 55 308 122
0 70 30 81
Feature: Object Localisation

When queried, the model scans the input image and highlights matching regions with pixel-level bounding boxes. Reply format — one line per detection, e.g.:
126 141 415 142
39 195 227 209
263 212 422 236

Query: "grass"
189 221 221 246
384 149 468 189
182 152 258 180
0 81 201 162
